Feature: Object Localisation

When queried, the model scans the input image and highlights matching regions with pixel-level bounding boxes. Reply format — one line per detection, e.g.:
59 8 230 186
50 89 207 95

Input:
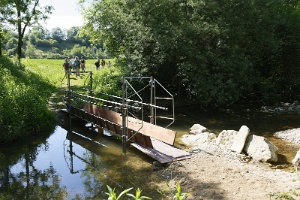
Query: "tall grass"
0 57 56 142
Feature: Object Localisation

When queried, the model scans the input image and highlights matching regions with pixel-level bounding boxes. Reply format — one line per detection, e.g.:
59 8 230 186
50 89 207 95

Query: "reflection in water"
0 133 68 199
63 130 125 199
0 116 157 199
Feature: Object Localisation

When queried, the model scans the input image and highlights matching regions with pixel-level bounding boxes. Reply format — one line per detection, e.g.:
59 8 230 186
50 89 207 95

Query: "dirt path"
153 149 300 200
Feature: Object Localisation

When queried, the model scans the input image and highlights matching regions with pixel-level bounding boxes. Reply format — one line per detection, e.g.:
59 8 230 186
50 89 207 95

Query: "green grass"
22 58 117 88
0 57 121 142
0 57 56 142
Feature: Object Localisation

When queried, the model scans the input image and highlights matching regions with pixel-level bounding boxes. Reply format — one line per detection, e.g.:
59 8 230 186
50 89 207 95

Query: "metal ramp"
131 139 191 164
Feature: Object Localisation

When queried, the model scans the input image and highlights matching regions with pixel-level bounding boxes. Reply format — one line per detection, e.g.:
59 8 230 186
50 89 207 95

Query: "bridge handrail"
68 90 168 111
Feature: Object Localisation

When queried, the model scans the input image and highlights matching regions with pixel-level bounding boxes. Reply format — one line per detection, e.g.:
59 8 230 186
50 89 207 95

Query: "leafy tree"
1 0 53 61
82 0 300 108
51 27 65 42
27 25 50 44
0 26 11 57
66 26 80 42
4 31 18 57
0 0 11 56
24 42 37 58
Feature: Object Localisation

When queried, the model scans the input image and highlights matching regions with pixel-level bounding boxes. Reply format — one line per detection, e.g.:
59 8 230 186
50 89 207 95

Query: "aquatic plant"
106 185 132 200
173 183 191 200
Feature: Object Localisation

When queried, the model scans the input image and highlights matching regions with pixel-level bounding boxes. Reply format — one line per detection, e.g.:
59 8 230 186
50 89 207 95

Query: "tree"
82 0 300 108
3 30 18 57
0 25 5 56
0 0 10 56
27 25 50 43
66 26 80 42
1 0 53 61
51 27 65 42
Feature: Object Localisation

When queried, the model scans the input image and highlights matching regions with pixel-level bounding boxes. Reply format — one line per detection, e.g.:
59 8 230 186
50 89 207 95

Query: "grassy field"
0 56 120 140
22 58 123 103
22 58 116 88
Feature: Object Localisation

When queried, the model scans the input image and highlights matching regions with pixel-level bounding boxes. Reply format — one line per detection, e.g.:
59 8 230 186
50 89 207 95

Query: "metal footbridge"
62 71 191 163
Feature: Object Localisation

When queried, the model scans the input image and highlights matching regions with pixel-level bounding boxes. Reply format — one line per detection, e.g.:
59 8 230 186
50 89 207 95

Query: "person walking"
74 56 80 76
101 59 106 68
63 58 70 76
80 56 85 73
95 59 100 70
70 56 76 72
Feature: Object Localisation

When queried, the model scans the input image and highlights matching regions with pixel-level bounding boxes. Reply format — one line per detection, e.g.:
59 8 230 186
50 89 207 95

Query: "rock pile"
181 124 278 163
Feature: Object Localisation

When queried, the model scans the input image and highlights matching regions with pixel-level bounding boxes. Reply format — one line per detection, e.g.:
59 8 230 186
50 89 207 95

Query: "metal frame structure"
65 72 175 154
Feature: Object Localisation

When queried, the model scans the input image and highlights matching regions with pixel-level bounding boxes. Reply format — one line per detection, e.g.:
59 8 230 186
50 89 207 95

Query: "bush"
0 56 56 142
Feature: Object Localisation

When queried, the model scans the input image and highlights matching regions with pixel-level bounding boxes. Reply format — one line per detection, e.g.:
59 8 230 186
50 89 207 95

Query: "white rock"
292 149 300 170
189 124 207 134
216 130 238 149
181 132 216 146
230 125 250 153
274 128 300 144
244 135 278 162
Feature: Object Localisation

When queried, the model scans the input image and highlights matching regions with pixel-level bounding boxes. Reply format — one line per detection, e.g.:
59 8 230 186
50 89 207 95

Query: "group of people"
63 56 85 76
94 59 110 70
63 57 111 76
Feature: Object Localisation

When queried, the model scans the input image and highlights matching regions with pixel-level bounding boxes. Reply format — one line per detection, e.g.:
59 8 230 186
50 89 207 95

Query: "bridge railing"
64 72 175 153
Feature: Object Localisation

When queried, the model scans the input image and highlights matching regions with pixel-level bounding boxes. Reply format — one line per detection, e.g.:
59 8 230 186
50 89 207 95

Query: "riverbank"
154 147 300 200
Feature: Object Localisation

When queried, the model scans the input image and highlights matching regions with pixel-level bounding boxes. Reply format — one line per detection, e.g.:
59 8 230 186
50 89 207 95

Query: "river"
0 106 300 199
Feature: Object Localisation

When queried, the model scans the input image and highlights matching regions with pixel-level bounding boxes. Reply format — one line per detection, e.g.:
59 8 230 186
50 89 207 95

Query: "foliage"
0 56 56 142
106 185 133 200
106 185 153 200
0 0 53 61
106 183 190 200
173 183 191 200
2 0 300 111
82 0 300 108
0 56 116 142
156 181 191 200
2 24 106 59
269 191 298 200
92 64 123 97
127 188 152 200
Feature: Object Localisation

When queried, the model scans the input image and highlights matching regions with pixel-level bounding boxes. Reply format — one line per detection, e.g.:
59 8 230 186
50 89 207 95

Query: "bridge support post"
150 76 154 124
98 127 103 135
67 70 72 131
122 76 127 154
89 71 93 96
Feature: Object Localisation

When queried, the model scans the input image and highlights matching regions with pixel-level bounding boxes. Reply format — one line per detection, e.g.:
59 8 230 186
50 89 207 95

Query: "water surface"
1 108 300 199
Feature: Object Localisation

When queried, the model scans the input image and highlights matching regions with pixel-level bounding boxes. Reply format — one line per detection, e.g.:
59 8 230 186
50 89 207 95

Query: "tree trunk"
17 6 22 61
17 36 23 61
0 27 2 57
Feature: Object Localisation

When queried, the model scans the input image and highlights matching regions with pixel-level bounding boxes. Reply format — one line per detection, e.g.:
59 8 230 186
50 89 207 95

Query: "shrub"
0 56 56 142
